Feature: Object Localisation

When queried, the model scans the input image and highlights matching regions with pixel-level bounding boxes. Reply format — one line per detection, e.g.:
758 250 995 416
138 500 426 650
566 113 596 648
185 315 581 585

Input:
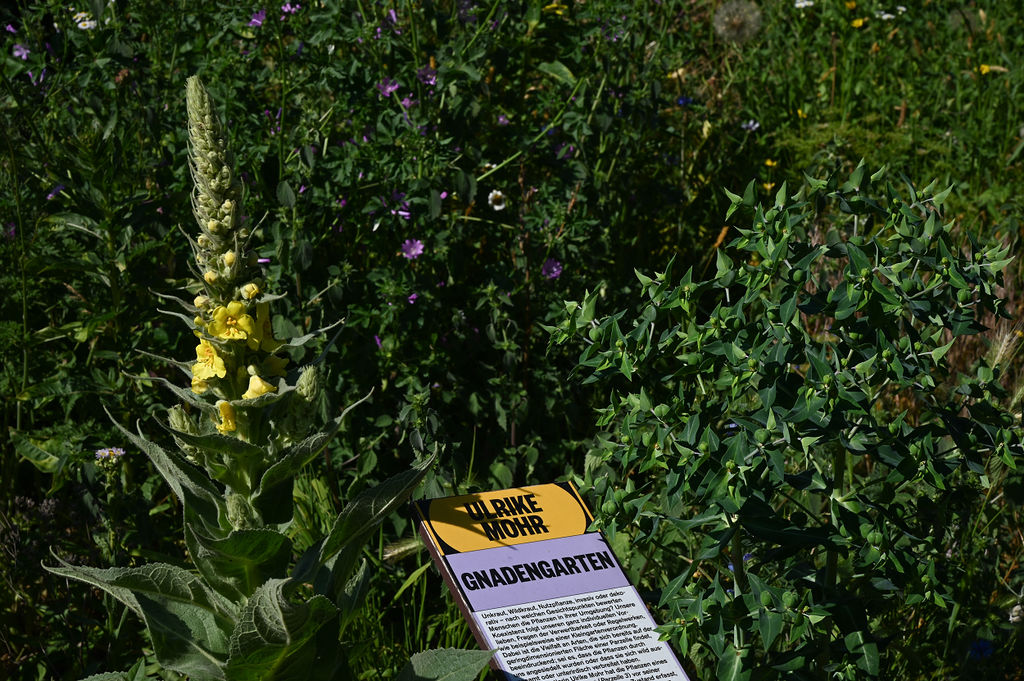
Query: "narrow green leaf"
536 60 576 86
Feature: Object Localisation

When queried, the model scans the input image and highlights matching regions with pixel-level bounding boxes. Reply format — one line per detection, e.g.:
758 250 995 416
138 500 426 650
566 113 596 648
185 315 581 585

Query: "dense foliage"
2 1 1022 679
550 165 1024 679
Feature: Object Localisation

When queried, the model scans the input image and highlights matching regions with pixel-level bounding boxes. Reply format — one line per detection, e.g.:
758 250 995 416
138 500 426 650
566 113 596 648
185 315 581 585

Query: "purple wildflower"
374 335 382 349
408 293 419 304
5 24 16 34
401 239 424 260
46 184 65 201
280 2 300 20
497 114 510 126
13 44 29 60
741 119 760 132
416 66 437 86
541 258 563 280
95 447 126 462
677 96 694 107
248 9 266 26
377 78 400 97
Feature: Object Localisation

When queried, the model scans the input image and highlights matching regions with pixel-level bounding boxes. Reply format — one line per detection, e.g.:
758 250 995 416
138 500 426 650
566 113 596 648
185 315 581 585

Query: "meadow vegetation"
2 1 1022 679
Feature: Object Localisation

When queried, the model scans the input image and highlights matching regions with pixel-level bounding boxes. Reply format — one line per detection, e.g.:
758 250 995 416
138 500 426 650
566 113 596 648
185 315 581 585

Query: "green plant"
44 76 491 681
549 163 1024 679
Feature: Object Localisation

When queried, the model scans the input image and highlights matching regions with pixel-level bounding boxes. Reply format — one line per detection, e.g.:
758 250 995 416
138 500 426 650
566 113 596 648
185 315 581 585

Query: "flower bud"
197 235 211 248
204 271 219 284
296 365 322 403
207 219 222 233
215 400 236 432
194 295 210 309
242 375 277 400
241 282 260 299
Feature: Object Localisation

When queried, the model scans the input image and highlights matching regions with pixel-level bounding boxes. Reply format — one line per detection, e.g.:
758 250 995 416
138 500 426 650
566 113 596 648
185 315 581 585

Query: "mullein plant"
46 77 492 681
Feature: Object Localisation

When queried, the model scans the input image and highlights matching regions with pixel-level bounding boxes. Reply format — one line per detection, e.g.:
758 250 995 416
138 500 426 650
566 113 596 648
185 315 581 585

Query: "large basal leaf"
395 648 495 681
224 579 337 681
187 526 293 601
316 458 433 597
45 558 236 680
252 390 373 524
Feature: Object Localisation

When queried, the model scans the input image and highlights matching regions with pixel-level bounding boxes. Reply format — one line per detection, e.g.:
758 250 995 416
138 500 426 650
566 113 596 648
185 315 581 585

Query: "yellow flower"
851 17 866 28
262 354 289 377
797 108 807 119
979 64 991 75
242 375 277 400
192 339 227 380
210 301 255 341
763 182 776 192
247 302 284 352
845 1 856 9
223 251 236 267
191 376 209 394
241 282 260 300
764 159 777 168
216 401 236 433
204 271 219 284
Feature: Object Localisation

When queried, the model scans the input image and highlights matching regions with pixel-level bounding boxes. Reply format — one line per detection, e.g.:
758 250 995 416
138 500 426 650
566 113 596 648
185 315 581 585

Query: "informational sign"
413 482 691 681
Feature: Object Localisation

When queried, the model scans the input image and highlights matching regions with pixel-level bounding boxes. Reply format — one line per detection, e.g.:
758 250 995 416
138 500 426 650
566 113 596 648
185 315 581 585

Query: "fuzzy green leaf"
187 527 293 601
46 558 235 680
224 579 337 681
396 648 495 681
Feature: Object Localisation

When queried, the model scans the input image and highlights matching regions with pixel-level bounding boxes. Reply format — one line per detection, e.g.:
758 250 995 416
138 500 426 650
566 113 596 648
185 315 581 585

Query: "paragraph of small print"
477 587 689 681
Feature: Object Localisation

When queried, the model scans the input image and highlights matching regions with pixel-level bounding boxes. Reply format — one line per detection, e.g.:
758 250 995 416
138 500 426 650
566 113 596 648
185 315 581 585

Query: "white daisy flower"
488 189 507 211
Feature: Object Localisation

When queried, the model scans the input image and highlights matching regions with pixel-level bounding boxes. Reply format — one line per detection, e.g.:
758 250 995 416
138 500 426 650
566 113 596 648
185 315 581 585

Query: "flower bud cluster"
184 76 284 422
185 76 261 307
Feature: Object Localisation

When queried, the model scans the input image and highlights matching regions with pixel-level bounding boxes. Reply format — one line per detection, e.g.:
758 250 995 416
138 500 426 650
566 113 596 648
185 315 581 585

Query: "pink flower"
248 9 266 26
408 293 419 304
401 239 424 260
13 44 29 60
377 78 400 98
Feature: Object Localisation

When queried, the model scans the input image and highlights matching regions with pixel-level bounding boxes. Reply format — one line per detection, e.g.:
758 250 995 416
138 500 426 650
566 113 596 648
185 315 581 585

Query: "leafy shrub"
550 164 1024 679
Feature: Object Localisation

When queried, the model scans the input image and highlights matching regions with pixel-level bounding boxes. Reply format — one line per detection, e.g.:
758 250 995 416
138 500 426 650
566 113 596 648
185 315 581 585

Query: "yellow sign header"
415 482 592 554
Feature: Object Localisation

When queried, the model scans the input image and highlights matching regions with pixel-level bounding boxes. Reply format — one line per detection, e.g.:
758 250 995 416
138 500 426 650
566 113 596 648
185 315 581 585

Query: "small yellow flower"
543 1 566 15
242 375 277 400
216 401 236 433
845 1 856 9
192 339 227 380
978 64 991 75
247 302 284 353
797 108 807 119
191 376 209 394
241 282 260 300
262 354 289 377
763 182 776 192
209 301 256 341
851 17 866 28
764 159 777 168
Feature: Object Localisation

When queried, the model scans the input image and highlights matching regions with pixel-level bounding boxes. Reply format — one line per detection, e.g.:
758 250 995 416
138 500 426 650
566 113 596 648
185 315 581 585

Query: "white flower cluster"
794 0 813 8
70 8 96 30
875 6 906 20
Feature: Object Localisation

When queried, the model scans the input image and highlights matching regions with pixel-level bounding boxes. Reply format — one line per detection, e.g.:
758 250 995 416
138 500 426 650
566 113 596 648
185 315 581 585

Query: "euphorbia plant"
47 76 492 681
